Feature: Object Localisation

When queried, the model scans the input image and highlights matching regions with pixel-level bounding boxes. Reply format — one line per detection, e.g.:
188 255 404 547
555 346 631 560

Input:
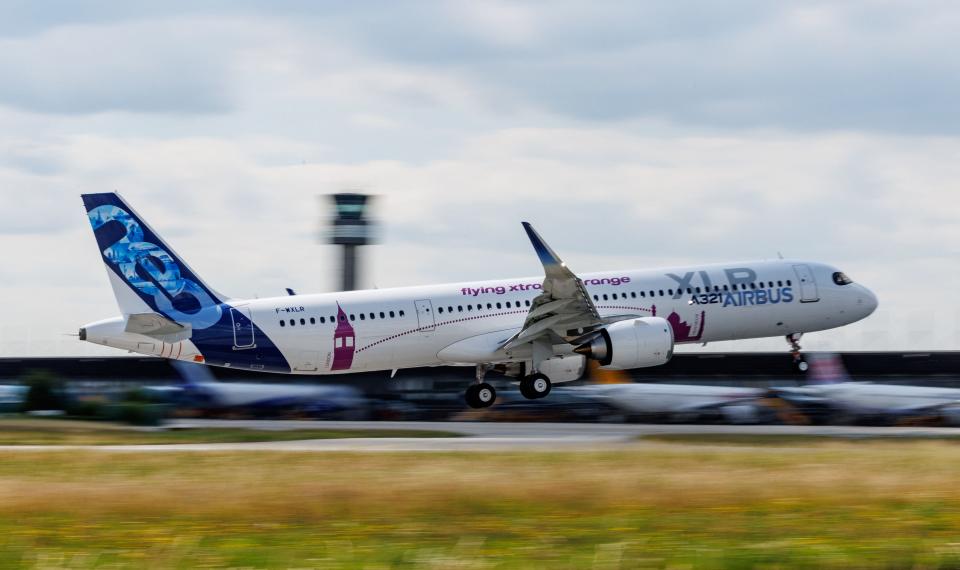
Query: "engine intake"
574 317 674 370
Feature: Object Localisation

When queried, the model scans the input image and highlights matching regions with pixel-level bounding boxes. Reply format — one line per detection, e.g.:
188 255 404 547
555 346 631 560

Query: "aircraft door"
414 299 436 333
792 264 820 303
231 307 256 349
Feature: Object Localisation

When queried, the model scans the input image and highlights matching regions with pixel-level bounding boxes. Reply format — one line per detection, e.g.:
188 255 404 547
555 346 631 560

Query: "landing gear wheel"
796 359 809 372
520 373 552 400
465 383 496 409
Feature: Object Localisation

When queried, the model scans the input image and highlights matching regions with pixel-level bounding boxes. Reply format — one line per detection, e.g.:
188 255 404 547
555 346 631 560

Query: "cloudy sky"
1 1 958 356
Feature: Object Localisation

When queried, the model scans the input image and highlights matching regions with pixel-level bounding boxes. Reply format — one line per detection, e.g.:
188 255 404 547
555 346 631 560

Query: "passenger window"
487 303 493 309
399 310 405 317
448 306 453 313
787 280 792 286
602 294 608 301
359 314 365 320
289 319 295 326
380 312 385 319
505 301 511 308
640 291 646 298
593 295 598 301
350 314 355 321
280 320 285 327
458 306 463 312
310 317 316 325
389 311 395 318
695 287 701 294
612 293 618 300
468 305 473 311
525 300 531 307
438 307 444 314
658 290 664 296
631 292 637 298
723 285 729 292
668 289 673 295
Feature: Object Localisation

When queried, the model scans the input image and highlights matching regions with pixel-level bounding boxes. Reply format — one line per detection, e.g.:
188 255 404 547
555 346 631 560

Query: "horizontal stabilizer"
124 312 187 336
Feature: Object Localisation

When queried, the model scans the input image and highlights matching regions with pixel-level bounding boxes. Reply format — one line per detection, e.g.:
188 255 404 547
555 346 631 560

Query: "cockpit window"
832 271 853 286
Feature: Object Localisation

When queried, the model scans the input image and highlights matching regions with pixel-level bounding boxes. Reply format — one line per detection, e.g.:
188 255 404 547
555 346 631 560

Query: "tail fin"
82 193 227 330
806 353 850 384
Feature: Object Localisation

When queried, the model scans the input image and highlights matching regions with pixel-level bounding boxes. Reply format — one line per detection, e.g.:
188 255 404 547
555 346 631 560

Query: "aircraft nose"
857 285 879 317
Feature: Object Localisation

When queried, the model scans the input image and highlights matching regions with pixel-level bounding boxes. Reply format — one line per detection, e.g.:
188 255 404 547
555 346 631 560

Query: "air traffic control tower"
327 193 375 291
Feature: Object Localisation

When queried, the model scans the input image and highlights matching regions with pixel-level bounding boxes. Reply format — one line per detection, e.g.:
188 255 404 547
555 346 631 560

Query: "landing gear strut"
786 333 808 372
465 364 496 409
520 373 552 400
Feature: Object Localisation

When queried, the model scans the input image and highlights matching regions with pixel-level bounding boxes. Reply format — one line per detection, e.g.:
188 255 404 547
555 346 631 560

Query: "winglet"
522 222 565 269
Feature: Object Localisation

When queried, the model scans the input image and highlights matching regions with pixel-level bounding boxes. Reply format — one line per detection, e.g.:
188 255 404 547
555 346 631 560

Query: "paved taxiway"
1 421 959 452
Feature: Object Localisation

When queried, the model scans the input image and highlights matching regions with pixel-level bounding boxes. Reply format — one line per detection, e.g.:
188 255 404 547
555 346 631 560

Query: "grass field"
4 441 960 568
0 418 460 445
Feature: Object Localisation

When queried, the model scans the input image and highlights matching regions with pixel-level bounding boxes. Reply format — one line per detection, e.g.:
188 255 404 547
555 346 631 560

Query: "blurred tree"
20 370 65 412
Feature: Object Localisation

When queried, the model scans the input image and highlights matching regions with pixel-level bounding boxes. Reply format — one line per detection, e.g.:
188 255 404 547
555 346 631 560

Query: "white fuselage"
82 259 877 376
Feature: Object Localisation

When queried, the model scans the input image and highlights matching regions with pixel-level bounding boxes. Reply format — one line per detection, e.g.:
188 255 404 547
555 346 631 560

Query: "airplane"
78 192 878 409
547 362 768 423
562 379 768 423
149 361 366 417
773 353 960 425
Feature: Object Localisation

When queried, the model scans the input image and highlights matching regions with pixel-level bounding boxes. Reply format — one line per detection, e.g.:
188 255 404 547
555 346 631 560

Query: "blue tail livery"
81 193 291 372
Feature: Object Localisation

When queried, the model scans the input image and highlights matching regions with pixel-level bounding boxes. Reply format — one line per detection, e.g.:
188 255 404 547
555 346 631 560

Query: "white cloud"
0 2 957 355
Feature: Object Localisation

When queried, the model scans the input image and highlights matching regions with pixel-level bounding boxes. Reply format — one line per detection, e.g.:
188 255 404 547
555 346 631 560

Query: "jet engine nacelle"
575 317 674 370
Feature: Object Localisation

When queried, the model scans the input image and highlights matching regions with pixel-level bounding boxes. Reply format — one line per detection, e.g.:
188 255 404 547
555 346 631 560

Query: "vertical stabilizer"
82 193 227 330
806 353 851 384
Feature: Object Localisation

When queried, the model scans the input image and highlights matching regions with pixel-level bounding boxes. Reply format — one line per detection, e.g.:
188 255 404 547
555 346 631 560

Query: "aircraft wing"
501 223 604 350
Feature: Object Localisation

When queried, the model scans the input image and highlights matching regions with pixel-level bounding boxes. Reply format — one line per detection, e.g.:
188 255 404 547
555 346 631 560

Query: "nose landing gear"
786 333 808 372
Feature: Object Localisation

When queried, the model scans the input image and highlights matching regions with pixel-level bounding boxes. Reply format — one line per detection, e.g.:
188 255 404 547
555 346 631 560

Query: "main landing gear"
465 383 496 408
463 365 554 408
520 372 552 400
786 333 808 372
465 364 497 409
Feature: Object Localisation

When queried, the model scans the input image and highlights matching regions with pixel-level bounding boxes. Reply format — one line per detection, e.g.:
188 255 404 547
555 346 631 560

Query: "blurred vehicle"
154 361 367 418
772 353 960 425
0 385 28 413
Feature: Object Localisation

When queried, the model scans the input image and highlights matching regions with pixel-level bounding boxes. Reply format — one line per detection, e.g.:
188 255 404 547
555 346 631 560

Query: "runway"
1 421 958 452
